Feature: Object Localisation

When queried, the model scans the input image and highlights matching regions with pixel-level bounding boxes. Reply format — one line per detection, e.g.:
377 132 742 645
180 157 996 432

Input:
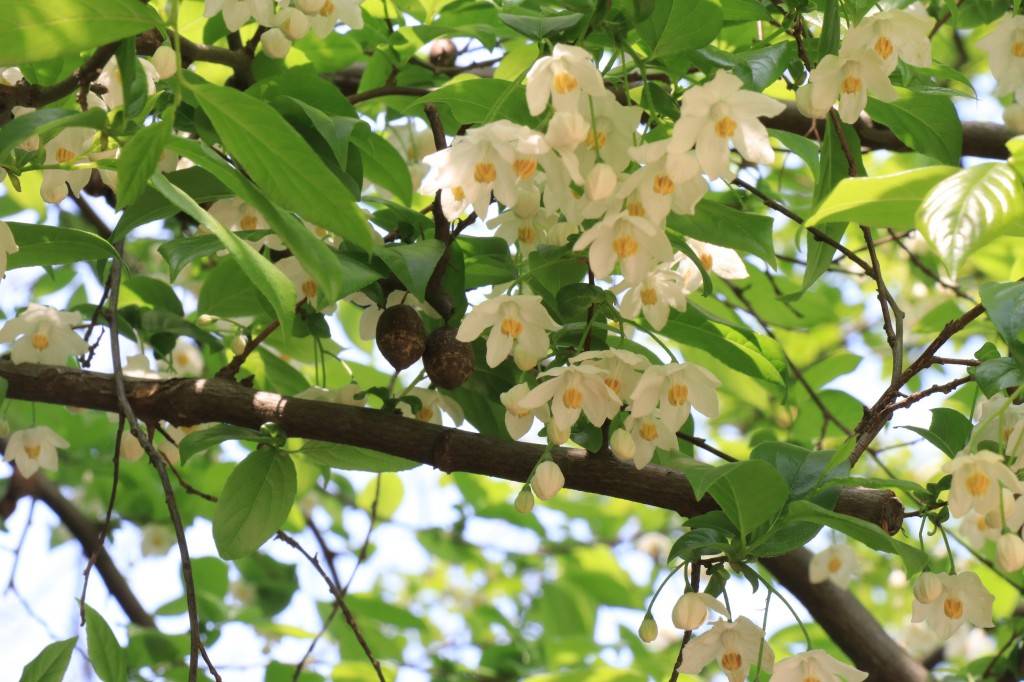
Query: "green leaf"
213 448 297 560
498 12 583 39
113 167 232 242
158 234 225 281
981 281 1024 358
19 637 77 682
178 424 267 464
167 137 352 305
866 94 963 165
917 163 1024 275
85 605 127 682
458 236 516 290
668 200 776 267
413 78 534 126
124 275 183 316
0 108 107 161
374 240 446 301
192 83 374 251
786 500 929 574
705 460 789 537
639 0 722 58
900 407 973 458
150 173 296 333
115 121 170 209
6 222 117 268
0 0 161 64
300 442 420 472
662 308 786 386
750 442 846 499
974 357 1024 397
352 130 414 205
807 166 958 230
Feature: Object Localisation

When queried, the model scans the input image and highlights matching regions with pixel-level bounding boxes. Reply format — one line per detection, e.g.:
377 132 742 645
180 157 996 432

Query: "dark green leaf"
866 94 963 165
374 239 445 301
115 121 170 209
6 222 117 268
668 199 776 267
498 12 584 39
213 448 297 560
301 442 420 472
19 637 77 682
85 605 127 682
0 108 107 160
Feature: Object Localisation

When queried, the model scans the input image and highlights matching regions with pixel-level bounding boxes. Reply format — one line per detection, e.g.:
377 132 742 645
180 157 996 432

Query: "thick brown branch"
0 362 904 534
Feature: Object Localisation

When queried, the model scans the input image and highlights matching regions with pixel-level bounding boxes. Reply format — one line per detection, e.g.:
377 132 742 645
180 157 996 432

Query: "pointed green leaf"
19 637 77 682
213 448 297 560
85 605 127 682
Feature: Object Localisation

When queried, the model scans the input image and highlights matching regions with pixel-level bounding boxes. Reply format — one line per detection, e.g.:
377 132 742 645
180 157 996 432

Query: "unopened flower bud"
277 7 310 40
197 314 217 325
152 45 177 80
913 572 943 604
260 28 292 59
671 592 708 630
296 0 326 12
610 428 635 462
532 460 564 500
231 335 247 356
638 613 658 643
796 82 830 119
997 534 1024 572
546 422 569 446
1006 103 1024 134
514 486 534 513
586 162 617 201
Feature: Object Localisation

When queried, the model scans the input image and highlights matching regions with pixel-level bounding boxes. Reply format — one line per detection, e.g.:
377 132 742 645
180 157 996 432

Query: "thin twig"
215 320 280 380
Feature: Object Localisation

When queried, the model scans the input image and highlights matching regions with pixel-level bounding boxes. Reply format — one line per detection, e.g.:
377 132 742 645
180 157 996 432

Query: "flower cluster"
797 7 934 123
979 13 1024 131
203 0 364 60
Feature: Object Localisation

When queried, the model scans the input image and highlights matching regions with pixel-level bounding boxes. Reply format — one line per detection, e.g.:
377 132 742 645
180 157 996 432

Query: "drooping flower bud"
671 592 709 630
1005 103 1024 134
532 460 565 500
277 7 310 40
514 486 534 513
231 335 247 356
997 533 1024 572
638 613 658 643
585 162 617 201
610 428 636 463
913 571 943 604
260 28 292 60
795 82 830 119
151 45 177 80
545 422 569 446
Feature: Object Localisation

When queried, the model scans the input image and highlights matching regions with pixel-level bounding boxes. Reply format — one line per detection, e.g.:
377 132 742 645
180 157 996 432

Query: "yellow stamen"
452 186 465 201
841 75 862 94
586 130 607 150
416 407 434 421
714 116 737 138
627 201 645 217
667 383 688 406
562 387 583 409
500 317 523 338
513 158 537 179
700 252 713 270
721 652 743 672
640 287 658 305
552 72 578 94
56 147 76 163
301 280 317 299
638 420 658 441
320 0 334 16
612 234 639 258
828 557 843 573
239 214 258 231
1014 41 1024 58
874 36 894 59
31 333 49 350
474 162 497 183
653 175 674 195
517 225 536 244
24 444 40 460
604 377 621 395
943 598 963 619
966 471 991 496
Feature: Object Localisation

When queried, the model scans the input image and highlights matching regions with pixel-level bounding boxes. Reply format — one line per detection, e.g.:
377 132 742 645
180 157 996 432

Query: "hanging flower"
621 413 678 469
629 363 721 432
0 304 87 365
911 571 994 641
40 127 97 204
398 387 464 425
307 0 364 39
978 14 1024 100
275 256 333 310
621 140 708 226
296 384 366 407
677 616 774 682
204 0 258 31
95 56 158 110
500 383 550 440
618 260 697 330
492 207 559 256
0 220 18 280
518 364 621 432
843 7 935 74
942 450 1022 519
573 210 671 284
997 533 1024 572
808 545 857 588
799 47 897 125
456 294 558 369
671 591 729 630
5 426 69 478
532 459 565 500
771 650 867 682
525 43 605 116
575 90 643 173
609 428 637 463
570 349 649 402
669 70 786 181
913 572 943 604
681 239 749 280
207 197 282 250
169 337 204 376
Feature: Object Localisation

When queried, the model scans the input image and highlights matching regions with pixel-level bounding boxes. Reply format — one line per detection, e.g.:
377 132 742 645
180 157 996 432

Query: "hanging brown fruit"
423 327 474 389
376 304 426 370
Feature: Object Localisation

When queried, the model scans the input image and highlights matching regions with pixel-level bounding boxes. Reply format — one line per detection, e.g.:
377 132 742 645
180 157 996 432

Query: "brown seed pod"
375 304 426 371
423 328 474 389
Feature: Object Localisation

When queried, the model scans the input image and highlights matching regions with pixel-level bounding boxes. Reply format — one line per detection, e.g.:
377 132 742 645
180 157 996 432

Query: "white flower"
399 387 464 425
629 363 720 432
795 81 833 119
500 383 550 440
120 427 180 466
804 47 897 124
618 260 697 330
532 460 565 500
978 14 1024 99
518 364 621 432
672 592 728 630
576 90 643 172
12 106 39 151
170 338 204 376
275 256 333 310
5 426 68 478
96 56 158 110
420 121 549 221
958 508 1005 548
913 572 943 604
573 210 671 284
492 207 559 256
40 127 96 204
260 28 292 59
585 162 618 200
997 533 1024 572
843 8 935 74
207 197 282 250
0 220 18 279
621 140 708 225
771 650 867 682
525 44 605 116
308 0 364 39
974 394 1024 452
204 0 256 31
942 450 1022 519
0 66 23 86
678 616 774 682
609 428 636 463
123 353 162 379
296 384 365 407
808 545 857 588
455 294 558 369
635 531 671 561
141 523 175 557
669 71 785 180
570 349 649 402
623 413 678 469
911 571 994 641
151 45 178 80
682 239 749 280
0 304 86 365
275 6 310 40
